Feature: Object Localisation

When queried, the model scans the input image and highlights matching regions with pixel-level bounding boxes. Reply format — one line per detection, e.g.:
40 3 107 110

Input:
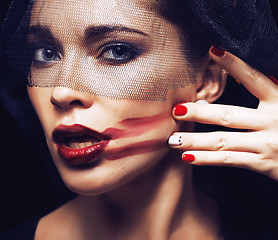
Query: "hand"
169 46 278 181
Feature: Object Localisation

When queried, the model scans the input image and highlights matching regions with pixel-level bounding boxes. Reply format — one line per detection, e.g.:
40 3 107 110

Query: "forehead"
30 0 163 34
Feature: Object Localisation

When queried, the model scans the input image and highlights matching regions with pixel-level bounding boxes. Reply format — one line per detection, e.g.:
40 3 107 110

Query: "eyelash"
97 42 140 64
30 42 140 67
31 46 61 67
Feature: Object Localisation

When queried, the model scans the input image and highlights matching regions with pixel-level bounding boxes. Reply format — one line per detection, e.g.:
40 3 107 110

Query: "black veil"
1 0 278 123
1 0 278 238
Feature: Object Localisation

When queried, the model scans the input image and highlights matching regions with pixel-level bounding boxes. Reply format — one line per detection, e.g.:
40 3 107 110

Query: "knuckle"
216 133 229 150
263 132 278 153
266 140 278 153
246 68 262 82
258 157 275 175
220 107 234 125
222 153 232 164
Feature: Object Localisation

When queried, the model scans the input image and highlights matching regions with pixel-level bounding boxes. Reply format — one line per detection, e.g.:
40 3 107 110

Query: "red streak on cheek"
104 139 166 161
120 111 170 128
102 128 134 139
102 112 170 140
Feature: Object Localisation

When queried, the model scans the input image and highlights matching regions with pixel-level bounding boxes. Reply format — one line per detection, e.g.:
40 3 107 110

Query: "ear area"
196 59 227 103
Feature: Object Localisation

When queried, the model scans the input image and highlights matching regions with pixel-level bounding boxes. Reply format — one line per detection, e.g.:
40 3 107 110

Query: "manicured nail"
235 79 241 85
268 76 278 85
182 154 195 163
168 135 183 146
211 45 225 57
173 104 188 116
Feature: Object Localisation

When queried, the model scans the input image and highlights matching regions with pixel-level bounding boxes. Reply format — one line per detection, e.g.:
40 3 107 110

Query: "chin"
51 147 169 196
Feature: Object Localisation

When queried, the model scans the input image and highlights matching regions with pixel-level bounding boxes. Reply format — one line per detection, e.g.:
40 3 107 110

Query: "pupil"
114 46 126 57
44 49 54 59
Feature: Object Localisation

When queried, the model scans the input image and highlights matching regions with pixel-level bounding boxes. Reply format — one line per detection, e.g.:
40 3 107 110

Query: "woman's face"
27 0 205 195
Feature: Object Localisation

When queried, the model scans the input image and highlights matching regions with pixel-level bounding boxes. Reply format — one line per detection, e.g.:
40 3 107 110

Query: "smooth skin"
28 0 226 239
170 47 278 181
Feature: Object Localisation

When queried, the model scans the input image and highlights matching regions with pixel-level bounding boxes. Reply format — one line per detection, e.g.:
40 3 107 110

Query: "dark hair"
154 0 278 76
1 0 278 123
4 0 278 77
152 0 211 61
6 0 212 75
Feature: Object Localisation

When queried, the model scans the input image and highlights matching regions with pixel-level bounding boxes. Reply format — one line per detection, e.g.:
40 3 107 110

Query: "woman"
1 0 278 239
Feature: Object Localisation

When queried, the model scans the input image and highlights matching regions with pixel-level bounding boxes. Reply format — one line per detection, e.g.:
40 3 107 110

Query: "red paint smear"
102 112 170 140
120 112 169 128
102 128 134 139
104 139 166 161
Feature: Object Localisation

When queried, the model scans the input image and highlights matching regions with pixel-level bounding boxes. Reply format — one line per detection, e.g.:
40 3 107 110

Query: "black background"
1 0 278 237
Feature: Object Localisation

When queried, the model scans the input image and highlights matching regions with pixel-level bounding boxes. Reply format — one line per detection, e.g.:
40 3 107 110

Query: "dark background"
1 0 278 237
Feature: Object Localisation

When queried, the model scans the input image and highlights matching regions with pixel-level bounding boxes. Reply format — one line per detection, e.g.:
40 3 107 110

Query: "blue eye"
99 43 139 64
33 47 61 65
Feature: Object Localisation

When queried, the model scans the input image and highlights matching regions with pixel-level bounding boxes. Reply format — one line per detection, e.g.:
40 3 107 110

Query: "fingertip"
210 45 226 57
196 100 209 104
182 153 195 163
173 103 188 117
168 135 183 147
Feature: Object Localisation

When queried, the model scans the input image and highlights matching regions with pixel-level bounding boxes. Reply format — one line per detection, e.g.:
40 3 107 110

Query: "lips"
52 124 110 165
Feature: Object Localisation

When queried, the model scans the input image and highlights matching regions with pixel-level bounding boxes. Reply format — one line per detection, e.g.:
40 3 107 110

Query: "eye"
98 43 140 64
32 47 61 66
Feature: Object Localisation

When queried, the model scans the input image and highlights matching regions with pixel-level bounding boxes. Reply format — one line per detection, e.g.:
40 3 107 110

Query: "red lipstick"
52 124 110 165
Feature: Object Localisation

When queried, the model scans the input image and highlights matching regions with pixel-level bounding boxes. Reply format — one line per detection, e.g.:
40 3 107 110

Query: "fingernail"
268 76 278 85
168 135 183 146
182 154 195 163
196 100 209 104
173 104 188 116
235 79 241 85
211 45 225 57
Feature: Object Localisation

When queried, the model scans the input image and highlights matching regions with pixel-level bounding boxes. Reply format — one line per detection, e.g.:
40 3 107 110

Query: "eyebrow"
84 25 149 40
27 24 149 43
28 25 54 39
27 25 63 52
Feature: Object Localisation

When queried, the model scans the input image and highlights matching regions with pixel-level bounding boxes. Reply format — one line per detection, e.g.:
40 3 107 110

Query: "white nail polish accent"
168 135 183 146
196 100 209 104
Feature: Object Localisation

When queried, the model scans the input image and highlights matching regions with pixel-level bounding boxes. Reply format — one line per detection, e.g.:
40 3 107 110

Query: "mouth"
63 136 101 149
52 124 111 165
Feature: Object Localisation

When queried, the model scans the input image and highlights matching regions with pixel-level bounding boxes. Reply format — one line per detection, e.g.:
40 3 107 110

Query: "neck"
76 151 220 240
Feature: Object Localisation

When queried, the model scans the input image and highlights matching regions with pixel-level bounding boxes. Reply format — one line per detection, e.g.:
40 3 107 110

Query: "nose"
50 52 94 110
50 87 94 110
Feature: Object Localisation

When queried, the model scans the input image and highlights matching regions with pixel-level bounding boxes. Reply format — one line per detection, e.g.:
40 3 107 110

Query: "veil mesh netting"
1 0 278 103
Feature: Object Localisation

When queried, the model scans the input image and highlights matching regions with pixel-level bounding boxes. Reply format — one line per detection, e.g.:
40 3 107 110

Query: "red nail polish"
211 45 225 57
182 154 195 163
174 104 188 116
268 76 278 85
235 79 241 85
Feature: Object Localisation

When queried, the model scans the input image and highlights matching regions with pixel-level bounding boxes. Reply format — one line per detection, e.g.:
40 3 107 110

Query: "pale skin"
170 50 278 181
25 0 276 239
29 0 225 239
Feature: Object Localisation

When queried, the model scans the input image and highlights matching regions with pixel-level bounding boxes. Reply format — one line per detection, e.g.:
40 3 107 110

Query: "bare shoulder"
34 198 80 240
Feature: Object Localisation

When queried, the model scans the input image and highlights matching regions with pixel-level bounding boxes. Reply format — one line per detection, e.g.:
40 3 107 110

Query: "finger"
209 46 278 102
181 151 276 176
173 102 271 130
168 131 261 153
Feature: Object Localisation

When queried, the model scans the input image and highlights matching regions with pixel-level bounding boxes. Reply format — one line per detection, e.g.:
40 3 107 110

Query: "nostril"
69 100 83 106
50 87 93 109
50 97 61 108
